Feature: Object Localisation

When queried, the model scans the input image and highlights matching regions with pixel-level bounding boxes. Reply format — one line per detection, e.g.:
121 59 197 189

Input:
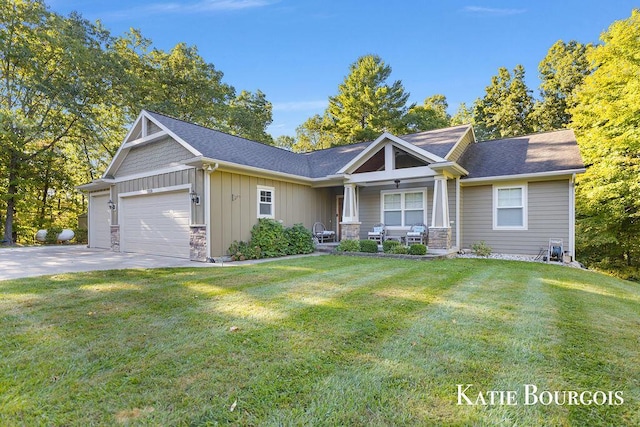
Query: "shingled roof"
146 111 583 181
458 129 585 179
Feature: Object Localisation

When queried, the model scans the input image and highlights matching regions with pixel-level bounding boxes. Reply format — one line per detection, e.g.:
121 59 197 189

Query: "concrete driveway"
0 245 217 281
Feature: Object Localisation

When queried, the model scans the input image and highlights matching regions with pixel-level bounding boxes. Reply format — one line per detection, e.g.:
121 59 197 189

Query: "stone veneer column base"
110 225 120 252
428 227 451 250
340 222 361 241
190 225 207 262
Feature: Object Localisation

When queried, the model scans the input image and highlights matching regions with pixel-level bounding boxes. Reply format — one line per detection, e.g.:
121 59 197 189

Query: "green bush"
336 239 360 252
472 241 492 257
388 244 408 254
251 218 288 258
359 239 379 253
45 227 63 244
383 240 400 253
228 240 260 261
285 223 314 255
74 229 88 244
408 244 427 255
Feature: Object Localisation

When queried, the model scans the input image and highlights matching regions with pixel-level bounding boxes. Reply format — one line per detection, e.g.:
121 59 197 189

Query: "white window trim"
380 188 428 229
257 185 275 219
493 184 528 230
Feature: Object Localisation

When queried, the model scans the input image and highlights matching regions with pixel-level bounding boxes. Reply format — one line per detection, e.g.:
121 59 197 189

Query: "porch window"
257 186 275 219
494 185 527 229
382 190 425 227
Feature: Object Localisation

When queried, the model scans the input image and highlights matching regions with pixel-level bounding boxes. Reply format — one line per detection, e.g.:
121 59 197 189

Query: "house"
79 110 585 261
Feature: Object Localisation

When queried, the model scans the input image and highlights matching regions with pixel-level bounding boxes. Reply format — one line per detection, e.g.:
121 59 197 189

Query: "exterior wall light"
108 199 117 210
190 191 200 204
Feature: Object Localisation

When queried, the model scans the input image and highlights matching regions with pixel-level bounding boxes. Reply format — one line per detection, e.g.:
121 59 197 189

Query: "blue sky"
48 0 636 138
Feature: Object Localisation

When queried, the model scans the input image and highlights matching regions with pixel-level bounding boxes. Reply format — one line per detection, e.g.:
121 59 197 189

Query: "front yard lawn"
1 256 639 425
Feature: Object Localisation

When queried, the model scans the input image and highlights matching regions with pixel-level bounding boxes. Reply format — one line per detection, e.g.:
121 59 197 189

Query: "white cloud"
463 6 527 16
271 100 327 112
107 0 275 18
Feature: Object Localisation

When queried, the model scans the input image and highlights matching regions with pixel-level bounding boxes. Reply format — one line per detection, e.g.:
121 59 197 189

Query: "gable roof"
101 111 583 185
458 129 585 180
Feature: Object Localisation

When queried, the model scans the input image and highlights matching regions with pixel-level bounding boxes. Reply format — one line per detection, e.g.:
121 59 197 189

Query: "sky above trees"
47 0 636 137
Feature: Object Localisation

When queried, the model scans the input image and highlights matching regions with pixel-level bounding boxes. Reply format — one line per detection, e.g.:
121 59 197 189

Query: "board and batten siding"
461 179 571 255
209 170 334 257
115 136 194 177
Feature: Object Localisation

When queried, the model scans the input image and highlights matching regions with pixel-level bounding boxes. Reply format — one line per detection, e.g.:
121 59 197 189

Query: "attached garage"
89 193 112 249
120 189 191 259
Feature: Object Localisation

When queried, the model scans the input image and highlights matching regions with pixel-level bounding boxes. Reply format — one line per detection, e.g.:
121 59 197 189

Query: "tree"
0 1 116 243
571 9 640 270
450 102 474 125
473 65 534 140
532 40 593 131
403 94 451 132
292 114 339 152
327 54 410 144
228 89 273 145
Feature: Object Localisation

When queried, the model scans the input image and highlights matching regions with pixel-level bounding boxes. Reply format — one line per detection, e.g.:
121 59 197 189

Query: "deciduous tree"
403 94 450 132
571 9 640 270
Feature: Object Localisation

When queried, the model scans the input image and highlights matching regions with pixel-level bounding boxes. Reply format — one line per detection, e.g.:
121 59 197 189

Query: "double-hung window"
257 186 275 219
494 185 527 229
382 190 426 227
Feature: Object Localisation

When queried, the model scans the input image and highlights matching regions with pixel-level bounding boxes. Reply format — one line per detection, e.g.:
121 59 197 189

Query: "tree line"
1 0 273 244
1 1 637 278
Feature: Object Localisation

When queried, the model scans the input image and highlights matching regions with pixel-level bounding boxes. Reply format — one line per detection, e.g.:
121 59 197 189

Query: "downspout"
570 173 576 260
456 177 461 250
204 162 219 261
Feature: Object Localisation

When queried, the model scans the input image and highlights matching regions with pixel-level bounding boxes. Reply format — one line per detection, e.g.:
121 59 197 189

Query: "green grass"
1 256 639 426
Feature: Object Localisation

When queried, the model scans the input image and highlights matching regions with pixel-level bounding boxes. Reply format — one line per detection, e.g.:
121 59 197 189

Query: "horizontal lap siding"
209 171 333 257
358 182 435 240
115 136 194 177
461 180 571 255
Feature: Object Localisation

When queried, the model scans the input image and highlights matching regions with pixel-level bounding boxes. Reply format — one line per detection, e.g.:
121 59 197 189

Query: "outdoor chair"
367 223 386 244
313 222 335 243
406 224 427 245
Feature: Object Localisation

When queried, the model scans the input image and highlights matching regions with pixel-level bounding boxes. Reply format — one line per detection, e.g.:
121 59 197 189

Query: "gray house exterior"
79 110 585 261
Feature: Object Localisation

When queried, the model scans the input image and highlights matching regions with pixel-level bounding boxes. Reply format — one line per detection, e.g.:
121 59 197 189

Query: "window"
382 190 426 227
494 185 527 229
257 186 275 218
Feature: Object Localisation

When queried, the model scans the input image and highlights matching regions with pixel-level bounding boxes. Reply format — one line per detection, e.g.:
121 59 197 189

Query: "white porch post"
429 175 452 250
340 183 361 240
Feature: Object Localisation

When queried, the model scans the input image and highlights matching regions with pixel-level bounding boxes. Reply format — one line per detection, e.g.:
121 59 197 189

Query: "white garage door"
89 194 111 249
120 190 191 259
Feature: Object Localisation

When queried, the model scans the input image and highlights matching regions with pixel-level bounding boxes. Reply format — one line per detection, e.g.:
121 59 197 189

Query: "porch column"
429 176 452 250
340 183 361 240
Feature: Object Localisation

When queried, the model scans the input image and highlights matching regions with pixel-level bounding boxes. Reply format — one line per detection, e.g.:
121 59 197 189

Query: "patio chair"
406 224 427 245
313 222 335 243
367 223 386 244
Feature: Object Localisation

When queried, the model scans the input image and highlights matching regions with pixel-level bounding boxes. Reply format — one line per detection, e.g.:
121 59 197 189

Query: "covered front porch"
336 171 462 253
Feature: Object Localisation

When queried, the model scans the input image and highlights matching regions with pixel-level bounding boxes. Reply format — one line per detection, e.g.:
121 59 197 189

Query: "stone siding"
190 225 207 261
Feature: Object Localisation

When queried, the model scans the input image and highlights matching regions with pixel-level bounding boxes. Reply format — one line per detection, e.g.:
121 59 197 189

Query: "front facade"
79 110 585 261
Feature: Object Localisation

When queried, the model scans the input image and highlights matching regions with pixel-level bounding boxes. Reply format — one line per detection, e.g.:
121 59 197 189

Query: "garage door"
89 194 111 249
120 190 191 259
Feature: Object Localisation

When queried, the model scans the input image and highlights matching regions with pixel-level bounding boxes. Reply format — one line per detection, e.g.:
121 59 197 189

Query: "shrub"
285 223 314 255
74 229 88 244
228 240 260 261
388 244 408 254
336 239 360 252
359 239 379 253
251 218 288 258
472 241 492 257
383 240 400 253
45 227 63 244
408 244 427 255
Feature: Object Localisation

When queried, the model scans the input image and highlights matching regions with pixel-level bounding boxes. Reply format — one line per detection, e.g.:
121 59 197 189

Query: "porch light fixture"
190 190 200 204
108 199 116 211
394 179 400 189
